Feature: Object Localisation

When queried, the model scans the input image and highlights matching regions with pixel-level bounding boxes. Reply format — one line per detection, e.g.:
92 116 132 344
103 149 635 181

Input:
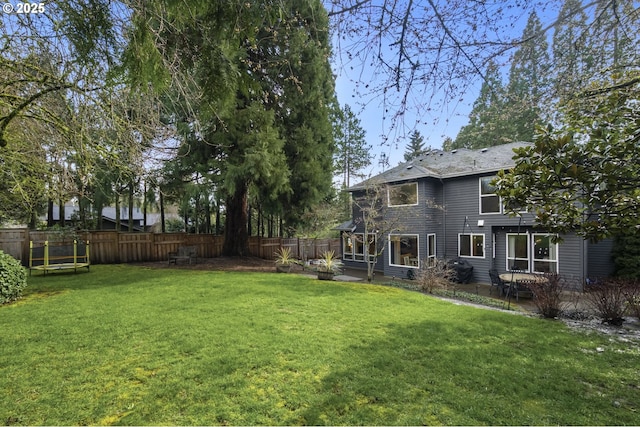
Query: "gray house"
341 142 614 285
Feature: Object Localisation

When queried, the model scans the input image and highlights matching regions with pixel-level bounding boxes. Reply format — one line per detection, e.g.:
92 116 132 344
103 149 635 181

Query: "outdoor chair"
488 269 507 296
510 279 535 301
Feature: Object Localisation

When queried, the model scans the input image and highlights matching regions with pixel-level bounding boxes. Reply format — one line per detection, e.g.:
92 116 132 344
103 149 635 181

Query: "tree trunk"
59 200 65 227
160 190 165 233
115 194 121 232
215 195 221 235
47 199 54 227
128 184 134 232
223 182 249 256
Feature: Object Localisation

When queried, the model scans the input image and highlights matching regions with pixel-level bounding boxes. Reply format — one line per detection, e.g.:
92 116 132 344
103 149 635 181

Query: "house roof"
349 142 532 190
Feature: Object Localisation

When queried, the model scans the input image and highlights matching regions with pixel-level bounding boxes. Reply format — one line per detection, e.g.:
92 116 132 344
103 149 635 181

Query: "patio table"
499 272 546 283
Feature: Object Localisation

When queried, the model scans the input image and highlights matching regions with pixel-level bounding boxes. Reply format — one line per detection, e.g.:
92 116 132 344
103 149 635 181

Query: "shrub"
622 280 640 321
529 273 566 318
415 259 454 294
0 250 27 305
584 278 630 326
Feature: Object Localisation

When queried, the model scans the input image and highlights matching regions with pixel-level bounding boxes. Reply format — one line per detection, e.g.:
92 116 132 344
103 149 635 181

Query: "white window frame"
532 233 559 273
389 234 420 268
458 233 485 258
506 233 530 272
479 176 501 214
427 233 436 267
388 182 419 207
342 234 353 260
505 233 559 273
343 233 376 263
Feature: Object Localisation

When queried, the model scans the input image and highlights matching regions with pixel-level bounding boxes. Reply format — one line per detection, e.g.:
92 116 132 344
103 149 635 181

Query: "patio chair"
488 269 507 296
510 279 535 301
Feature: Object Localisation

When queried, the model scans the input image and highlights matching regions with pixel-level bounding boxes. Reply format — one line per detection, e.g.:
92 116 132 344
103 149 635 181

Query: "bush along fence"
0 229 341 265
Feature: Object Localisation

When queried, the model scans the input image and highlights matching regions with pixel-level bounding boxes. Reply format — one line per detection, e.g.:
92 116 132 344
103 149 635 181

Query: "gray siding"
587 239 615 278
442 174 531 283
348 171 611 285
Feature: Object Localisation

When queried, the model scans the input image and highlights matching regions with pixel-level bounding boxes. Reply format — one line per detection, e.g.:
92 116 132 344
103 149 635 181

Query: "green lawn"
1 265 639 425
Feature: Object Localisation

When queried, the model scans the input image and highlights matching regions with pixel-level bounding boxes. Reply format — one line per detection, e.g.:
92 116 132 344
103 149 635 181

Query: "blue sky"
329 1 562 176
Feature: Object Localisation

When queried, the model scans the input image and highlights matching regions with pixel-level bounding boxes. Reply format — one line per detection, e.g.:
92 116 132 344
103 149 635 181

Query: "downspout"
439 177 446 259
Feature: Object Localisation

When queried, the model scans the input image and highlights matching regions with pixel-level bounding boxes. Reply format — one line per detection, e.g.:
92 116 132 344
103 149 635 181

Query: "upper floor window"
479 176 500 214
388 182 418 207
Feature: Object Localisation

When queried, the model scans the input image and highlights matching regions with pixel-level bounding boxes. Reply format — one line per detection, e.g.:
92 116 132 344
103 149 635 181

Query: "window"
427 234 436 267
388 182 418 206
479 176 500 214
459 233 485 258
505 233 558 273
507 234 529 271
533 234 558 273
343 233 376 262
389 234 419 267
343 235 353 259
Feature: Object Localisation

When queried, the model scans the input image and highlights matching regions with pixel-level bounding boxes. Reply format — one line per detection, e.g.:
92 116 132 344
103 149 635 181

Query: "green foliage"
0 250 27 305
162 218 183 233
612 231 640 279
318 250 343 273
502 12 552 143
453 60 509 149
495 75 640 242
274 247 295 266
403 130 427 161
333 103 371 187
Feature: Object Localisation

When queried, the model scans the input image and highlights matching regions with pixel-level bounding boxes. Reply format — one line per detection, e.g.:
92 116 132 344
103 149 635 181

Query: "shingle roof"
349 142 532 190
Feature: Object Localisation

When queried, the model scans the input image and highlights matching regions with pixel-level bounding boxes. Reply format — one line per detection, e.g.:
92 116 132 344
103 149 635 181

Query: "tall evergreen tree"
453 60 508 148
503 12 552 142
552 0 592 112
333 104 371 188
403 130 427 161
125 0 335 254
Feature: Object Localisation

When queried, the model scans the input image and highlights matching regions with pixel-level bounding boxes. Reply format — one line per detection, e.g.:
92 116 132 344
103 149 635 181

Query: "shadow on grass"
301 312 637 426
22 264 198 299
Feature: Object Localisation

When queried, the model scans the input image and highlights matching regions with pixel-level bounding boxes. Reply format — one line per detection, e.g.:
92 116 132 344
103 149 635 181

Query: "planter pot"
317 270 335 281
276 264 292 273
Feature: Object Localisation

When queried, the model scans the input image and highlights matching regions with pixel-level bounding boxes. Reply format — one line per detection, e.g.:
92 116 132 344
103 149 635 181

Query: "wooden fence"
0 229 341 265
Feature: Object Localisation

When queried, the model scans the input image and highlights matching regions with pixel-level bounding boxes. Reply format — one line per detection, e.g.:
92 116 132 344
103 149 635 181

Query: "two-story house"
340 142 614 285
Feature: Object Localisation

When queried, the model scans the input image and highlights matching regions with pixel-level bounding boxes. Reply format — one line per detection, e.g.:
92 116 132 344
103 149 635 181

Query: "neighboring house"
341 142 614 285
46 204 149 231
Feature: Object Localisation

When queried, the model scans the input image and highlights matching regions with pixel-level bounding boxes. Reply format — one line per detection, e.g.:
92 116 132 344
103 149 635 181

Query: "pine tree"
333 104 371 188
503 12 552 142
453 60 508 149
403 130 427 161
552 0 592 111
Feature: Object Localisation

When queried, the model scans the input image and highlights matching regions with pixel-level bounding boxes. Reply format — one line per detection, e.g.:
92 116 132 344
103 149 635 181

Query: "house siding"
442 174 531 283
347 144 615 285
588 238 615 279
383 179 431 278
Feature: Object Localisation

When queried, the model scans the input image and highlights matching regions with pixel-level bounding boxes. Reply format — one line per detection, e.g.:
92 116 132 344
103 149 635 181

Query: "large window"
427 234 436 267
389 234 419 267
507 234 529 271
479 176 500 214
533 234 558 273
343 233 376 262
505 233 558 273
388 182 418 206
459 233 484 258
